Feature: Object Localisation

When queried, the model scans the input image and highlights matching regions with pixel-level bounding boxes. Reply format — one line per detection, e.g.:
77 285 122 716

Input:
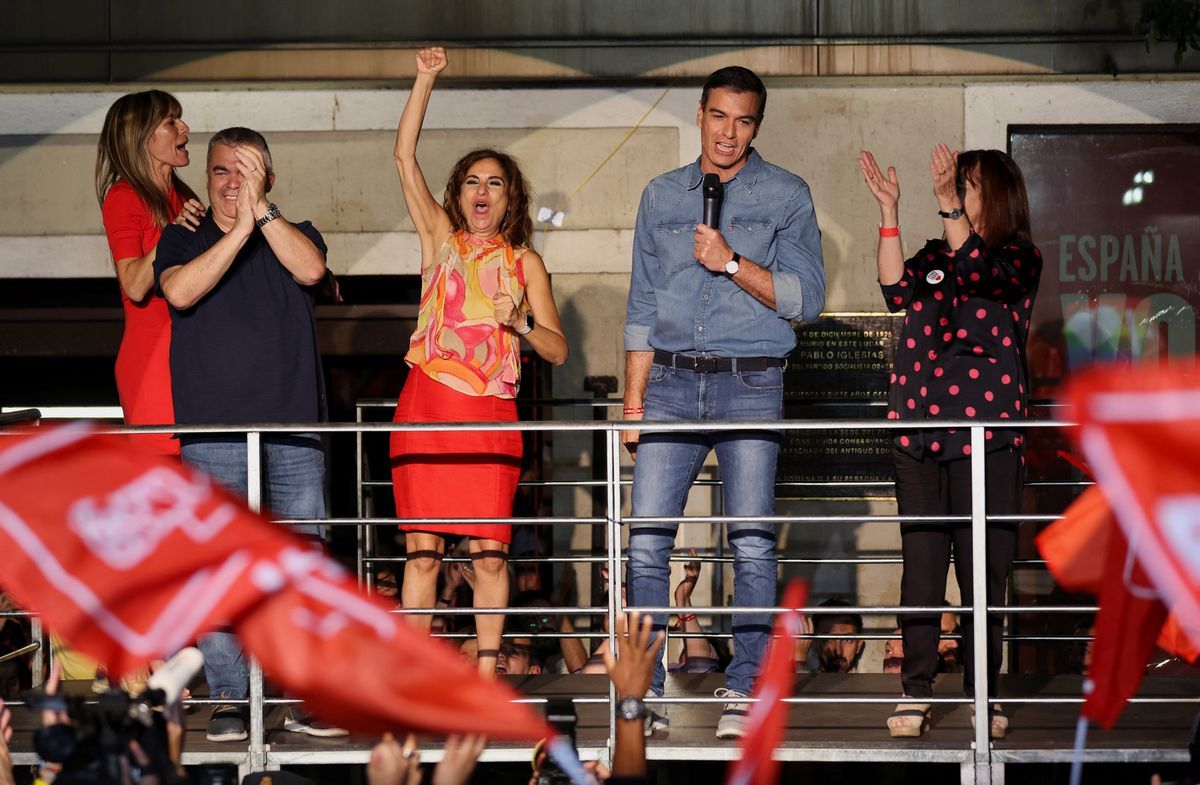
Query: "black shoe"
206 702 248 742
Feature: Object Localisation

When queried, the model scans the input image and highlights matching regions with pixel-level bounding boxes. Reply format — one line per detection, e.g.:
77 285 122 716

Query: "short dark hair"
814 598 863 634
207 126 273 175
701 66 767 124
955 149 1032 250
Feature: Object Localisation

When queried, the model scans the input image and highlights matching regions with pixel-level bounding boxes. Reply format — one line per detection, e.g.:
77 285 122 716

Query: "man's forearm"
624 350 654 406
728 257 777 310
160 230 248 310
262 220 326 285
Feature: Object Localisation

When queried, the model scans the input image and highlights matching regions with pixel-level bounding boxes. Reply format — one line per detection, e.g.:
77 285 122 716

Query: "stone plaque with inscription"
779 314 900 497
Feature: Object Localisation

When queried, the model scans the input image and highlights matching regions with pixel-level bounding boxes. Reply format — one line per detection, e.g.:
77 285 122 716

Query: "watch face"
617 696 646 720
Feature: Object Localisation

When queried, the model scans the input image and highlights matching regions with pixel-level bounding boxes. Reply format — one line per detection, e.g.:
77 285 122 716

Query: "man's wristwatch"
616 695 647 721
724 252 741 276
515 313 533 335
255 203 282 228
937 206 965 220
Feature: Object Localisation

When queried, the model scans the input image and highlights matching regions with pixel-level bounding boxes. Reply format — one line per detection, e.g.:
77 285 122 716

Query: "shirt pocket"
654 221 697 274
727 217 774 263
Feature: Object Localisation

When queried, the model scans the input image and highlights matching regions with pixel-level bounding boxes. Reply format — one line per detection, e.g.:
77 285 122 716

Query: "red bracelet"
623 407 645 415
878 225 901 238
677 613 697 623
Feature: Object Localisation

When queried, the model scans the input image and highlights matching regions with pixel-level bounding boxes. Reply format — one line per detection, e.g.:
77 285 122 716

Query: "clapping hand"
929 143 959 204
858 151 900 211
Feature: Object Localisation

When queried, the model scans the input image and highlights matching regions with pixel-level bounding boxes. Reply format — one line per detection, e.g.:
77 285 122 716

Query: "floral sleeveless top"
405 231 527 398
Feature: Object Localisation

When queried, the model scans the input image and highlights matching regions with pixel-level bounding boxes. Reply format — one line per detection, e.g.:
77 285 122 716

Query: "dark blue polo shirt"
154 211 326 431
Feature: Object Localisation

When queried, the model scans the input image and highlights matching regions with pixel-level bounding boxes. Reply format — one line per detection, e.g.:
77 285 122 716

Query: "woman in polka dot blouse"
858 144 1042 739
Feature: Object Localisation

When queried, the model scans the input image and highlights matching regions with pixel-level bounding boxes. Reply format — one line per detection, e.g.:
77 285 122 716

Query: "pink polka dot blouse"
880 233 1042 460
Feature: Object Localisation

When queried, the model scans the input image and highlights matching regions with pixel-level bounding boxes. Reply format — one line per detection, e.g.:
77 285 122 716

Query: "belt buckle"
694 356 718 373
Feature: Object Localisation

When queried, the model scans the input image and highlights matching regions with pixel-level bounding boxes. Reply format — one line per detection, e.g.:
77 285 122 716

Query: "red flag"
725 579 808 785
0 423 287 675
1036 487 1198 666
0 423 552 740
1035 486 1112 593
234 559 547 737
1060 366 1200 726
1082 524 1169 728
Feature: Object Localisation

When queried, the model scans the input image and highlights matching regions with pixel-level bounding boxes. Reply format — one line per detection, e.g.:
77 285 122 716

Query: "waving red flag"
0 423 552 740
1059 366 1200 727
725 578 808 785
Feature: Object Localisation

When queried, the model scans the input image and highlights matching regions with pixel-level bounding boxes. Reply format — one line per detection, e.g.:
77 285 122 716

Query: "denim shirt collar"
684 148 764 196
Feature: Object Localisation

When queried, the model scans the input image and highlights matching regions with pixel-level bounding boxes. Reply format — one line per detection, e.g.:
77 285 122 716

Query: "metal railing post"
246 431 267 773
969 425 991 785
606 423 624 760
356 403 368 590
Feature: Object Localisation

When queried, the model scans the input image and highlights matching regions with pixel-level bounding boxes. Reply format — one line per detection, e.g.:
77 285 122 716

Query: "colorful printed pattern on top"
879 233 1042 461
405 231 527 399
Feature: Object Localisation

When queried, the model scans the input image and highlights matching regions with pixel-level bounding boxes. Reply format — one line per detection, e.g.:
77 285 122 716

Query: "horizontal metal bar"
86 418 1075 436
6 33 1146 57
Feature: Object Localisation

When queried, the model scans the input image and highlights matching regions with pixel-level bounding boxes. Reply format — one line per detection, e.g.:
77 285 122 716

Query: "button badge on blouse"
926 269 945 285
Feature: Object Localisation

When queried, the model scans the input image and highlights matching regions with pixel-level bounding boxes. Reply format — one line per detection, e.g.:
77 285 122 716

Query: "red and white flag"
1054 366 1200 726
0 423 552 740
726 578 808 785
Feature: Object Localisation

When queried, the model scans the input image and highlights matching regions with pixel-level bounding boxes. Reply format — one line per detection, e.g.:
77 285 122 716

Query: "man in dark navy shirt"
154 127 341 742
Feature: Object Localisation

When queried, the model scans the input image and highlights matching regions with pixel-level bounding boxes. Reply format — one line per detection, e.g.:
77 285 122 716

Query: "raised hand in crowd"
0 697 15 785
603 611 663 781
673 550 700 608
368 732 421 785
793 614 815 672
673 549 717 665
368 732 486 785
432 734 487 785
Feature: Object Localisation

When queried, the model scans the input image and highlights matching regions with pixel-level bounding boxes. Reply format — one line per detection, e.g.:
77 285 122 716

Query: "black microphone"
702 172 723 230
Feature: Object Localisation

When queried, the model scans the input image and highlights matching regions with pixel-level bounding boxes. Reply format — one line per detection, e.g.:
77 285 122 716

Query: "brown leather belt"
653 350 785 373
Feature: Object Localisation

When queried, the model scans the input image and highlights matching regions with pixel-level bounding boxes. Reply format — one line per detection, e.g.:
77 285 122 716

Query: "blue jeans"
182 434 326 700
628 362 782 695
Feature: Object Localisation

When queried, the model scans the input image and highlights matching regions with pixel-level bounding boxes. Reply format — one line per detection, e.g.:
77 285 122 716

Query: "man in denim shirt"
622 66 825 740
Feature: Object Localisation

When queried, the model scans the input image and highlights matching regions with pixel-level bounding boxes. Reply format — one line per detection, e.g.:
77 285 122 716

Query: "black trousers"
893 445 1023 699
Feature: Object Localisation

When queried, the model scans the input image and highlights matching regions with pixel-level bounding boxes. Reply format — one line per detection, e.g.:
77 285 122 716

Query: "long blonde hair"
95 90 198 227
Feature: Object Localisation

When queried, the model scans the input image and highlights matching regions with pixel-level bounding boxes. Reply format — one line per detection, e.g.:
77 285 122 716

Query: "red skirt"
389 369 522 544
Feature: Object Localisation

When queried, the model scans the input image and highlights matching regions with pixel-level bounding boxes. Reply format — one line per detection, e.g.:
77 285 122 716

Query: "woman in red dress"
96 90 205 455
392 47 569 676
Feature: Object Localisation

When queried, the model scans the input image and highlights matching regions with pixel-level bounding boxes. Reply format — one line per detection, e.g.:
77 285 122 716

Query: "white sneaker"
643 706 669 737
714 687 750 740
283 709 349 738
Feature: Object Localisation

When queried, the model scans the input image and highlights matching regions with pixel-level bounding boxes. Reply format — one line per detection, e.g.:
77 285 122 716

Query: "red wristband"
677 613 697 623
623 406 645 415
878 225 901 238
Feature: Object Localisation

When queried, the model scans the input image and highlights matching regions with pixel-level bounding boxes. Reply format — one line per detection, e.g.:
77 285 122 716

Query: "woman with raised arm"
390 46 568 677
97 90 205 455
858 144 1041 739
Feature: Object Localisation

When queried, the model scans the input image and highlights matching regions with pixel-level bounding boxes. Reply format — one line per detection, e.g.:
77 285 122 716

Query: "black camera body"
27 687 181 785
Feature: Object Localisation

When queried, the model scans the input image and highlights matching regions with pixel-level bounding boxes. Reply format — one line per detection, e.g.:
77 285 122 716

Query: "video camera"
24 648 202 785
